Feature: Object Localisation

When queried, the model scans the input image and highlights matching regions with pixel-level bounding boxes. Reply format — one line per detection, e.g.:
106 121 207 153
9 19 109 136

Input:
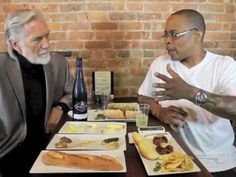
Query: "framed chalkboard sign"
92 71 114 96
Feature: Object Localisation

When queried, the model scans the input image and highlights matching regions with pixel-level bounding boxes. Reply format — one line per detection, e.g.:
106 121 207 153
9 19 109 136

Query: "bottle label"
74 101 87 113
73 113 88 120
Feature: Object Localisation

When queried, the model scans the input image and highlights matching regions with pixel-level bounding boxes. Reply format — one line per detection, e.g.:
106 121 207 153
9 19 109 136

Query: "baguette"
133 132 160 160
104 109 125 119
42 151 123 171
125 111 137 119
107 103 137 111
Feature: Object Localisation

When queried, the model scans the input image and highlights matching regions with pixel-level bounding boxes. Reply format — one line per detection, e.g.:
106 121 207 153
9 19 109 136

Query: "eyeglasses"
162 28 197 39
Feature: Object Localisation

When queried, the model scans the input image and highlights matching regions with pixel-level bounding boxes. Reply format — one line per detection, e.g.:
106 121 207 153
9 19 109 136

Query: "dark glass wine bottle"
72 57 88 120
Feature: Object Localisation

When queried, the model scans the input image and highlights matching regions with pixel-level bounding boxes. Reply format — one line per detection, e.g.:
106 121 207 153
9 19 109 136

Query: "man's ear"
194 30 204 42
11 40 22 54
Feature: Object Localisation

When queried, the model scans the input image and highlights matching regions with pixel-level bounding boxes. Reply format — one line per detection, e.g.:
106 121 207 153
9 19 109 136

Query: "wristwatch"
194 90 208 106
56 106 63 110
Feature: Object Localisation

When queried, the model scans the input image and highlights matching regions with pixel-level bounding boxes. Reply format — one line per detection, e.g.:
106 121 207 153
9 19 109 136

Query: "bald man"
138 9 236 176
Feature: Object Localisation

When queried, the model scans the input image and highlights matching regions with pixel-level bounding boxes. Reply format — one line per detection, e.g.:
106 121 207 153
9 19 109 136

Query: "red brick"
95 32 123 40
182 0 206 2
50 14 78 22
142 32 151 39
137 13 162 21
0 0 235 98
87 2 125 11
206 0 224 2
90 50 104 59
87 3 112 11
50 32 66 41
85 41 111 49
87 12 108 21
225 4 234 13
85 59 107 69
0 15 6 22
203 14 217 22
114 88 130 98
119 22 142 30
30 4 58 13
200 4 224 12
127 2 143 11
144 4 171 12
59 4 84 12
171 4 198 12
0 33 4 41
12 0 41 3
215 41 236 48
62 22 89 30
68 32 93 40
54 41 83 50
215 14 235 22
107 59 127 68
2 4 29 13
152 32 163 40
42 0 69 2
48 23 61 31
207 23 223 31
124 32 141 40
104 50 116 58
0 41 5 51
112 2 125 11
142 41 163 49
109 12 136 21
143 22 152 30
92 22 118 30
203 41 215 48
114 41 140 49
205 32 230 40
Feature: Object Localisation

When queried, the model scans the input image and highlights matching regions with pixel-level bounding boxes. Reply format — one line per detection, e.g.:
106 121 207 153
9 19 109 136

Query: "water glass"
87 91 95 109
136 104 150 127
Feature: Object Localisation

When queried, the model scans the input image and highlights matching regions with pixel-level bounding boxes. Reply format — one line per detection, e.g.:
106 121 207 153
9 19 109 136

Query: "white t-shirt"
138 51 236 172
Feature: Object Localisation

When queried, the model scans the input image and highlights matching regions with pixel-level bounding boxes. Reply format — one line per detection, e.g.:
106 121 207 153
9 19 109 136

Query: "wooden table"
32 98 213 177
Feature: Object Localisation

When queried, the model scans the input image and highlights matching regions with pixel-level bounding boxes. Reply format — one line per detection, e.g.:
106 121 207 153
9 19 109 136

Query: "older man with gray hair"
0 9 74 177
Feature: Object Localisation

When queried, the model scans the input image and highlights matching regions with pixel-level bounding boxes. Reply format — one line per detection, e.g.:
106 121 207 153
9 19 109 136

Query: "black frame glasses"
162 28 198 39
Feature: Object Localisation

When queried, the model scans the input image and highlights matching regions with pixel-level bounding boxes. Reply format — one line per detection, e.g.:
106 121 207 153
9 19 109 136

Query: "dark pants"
0 134 49 177
212 168 236 177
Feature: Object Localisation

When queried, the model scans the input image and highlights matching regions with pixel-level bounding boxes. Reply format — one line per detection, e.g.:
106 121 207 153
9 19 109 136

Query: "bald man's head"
171 9 206 38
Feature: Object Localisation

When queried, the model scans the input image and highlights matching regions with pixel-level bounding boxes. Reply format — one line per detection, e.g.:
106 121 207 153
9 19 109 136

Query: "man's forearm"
200 92 236 120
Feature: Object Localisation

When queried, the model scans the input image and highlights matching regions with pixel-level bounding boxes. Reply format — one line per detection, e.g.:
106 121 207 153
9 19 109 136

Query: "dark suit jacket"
0 52 74 158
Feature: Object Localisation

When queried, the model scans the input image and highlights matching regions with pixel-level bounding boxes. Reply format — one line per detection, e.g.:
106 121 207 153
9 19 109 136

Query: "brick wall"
0 0 235 97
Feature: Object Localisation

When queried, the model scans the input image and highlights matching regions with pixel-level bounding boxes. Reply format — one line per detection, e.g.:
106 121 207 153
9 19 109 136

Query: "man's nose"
42 36 49 48
164 36 172 44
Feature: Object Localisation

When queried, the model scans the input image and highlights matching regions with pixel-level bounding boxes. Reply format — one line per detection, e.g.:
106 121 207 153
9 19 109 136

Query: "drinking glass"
136 104 150 127
87 91 95 109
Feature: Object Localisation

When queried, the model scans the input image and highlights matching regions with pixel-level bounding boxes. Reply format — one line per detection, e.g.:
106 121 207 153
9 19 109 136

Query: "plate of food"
46 134 126 151
30 150 126 173
58 121 127 135
87 102 139 122
132 132 200 176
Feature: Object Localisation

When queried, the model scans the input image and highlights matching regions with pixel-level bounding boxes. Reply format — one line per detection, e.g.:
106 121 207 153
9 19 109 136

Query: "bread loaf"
104 109 125 119
125 111 137 119
107 103 137 111
42 151 123 171
133 132 159 160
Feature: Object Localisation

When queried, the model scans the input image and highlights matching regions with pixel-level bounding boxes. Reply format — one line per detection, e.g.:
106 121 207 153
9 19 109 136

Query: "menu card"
92 71 113 96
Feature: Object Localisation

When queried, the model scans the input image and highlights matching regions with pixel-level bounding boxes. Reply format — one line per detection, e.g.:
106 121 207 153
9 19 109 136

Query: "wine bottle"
72 57 88 120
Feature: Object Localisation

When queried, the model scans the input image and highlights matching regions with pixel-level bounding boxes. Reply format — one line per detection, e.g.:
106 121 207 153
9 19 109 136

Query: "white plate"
30 150 126 174
87 109 136 122
46 134 126 151
133 132 201 176
58 121 127 135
